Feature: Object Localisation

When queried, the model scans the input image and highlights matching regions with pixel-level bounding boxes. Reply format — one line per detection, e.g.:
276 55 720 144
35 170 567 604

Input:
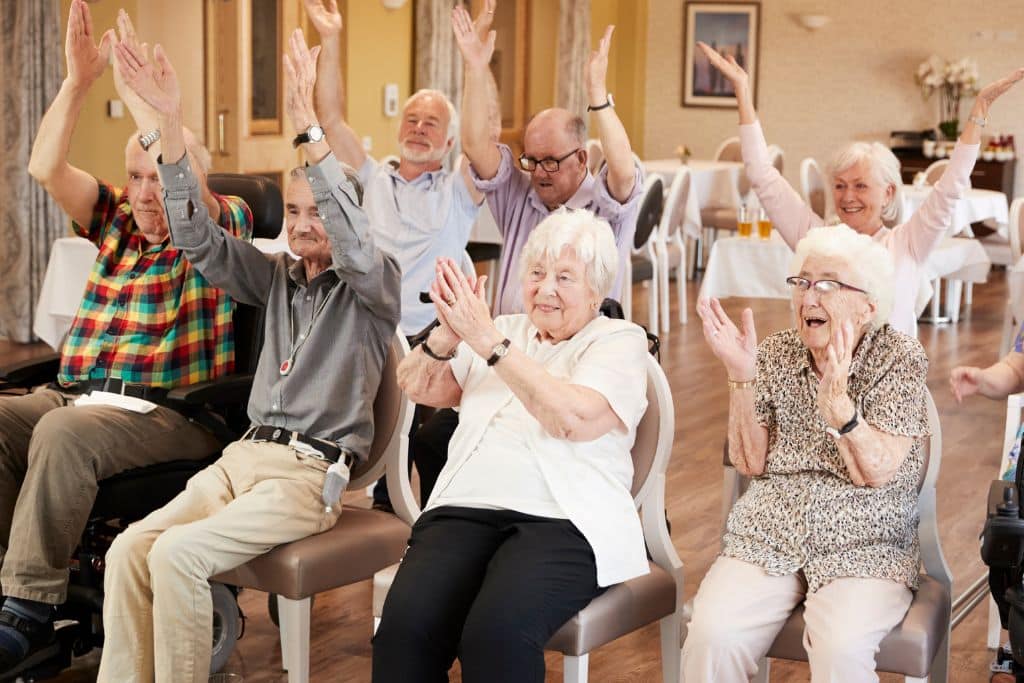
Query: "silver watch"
138 129 161 151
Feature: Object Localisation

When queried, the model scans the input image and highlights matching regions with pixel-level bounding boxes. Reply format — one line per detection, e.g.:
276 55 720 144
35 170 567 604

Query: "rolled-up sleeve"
569 325 649 432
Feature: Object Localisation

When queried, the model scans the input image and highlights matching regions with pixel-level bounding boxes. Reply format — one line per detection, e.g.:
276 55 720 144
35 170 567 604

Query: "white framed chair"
622 174 664 331
923 159 950 185
799 157 829 220
211 334 417 683
1000 199 1024 355
766 144 784 176
657 166 691 330
586 138 605 175
373 352 684 683
713 136 742 162
693 390 951 683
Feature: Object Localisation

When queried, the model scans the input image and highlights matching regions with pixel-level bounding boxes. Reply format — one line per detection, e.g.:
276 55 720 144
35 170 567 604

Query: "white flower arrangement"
915 55 979 138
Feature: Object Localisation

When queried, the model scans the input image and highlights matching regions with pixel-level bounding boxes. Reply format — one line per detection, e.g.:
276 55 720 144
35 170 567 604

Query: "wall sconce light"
381 0 408 9
796 14 830 31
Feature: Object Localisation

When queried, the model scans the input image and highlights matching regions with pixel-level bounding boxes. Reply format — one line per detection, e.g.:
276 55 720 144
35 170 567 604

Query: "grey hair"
404 89 459 143
828 141 903 223
517 208 618 298
126 128 212 174
567 115 587 146
288 164 364 206
790 224 895 327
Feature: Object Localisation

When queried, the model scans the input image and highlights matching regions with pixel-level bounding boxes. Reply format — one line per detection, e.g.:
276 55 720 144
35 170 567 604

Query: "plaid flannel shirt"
57 179 253 389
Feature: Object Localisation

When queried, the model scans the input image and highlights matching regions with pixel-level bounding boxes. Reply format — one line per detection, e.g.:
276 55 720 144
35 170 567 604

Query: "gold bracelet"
727 378 755 390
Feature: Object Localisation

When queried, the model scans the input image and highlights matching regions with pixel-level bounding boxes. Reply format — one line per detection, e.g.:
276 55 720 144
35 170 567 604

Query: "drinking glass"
757 208 772 240
737 206 753 238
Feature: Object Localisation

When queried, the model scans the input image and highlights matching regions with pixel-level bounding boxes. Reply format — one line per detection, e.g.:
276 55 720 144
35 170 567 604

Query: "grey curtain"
414 0 464 163
0 1 64 342
555 0 589 119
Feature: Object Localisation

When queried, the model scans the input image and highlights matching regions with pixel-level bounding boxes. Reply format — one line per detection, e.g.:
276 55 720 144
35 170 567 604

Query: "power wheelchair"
0 172 282 681
984 461 1024 682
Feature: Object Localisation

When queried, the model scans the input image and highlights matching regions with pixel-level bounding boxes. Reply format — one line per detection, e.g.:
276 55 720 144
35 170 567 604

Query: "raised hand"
696 41 749 93
452 4 495 70
586 25 614 104
430 258 495 356
302 0 342 38
949 366 984 403
473 0 497 42
282 28 321 133
973 67 1024 116
114 41 180 117
65 0 114 88
817 321 856 427
112 10 157 121
698 298 757 381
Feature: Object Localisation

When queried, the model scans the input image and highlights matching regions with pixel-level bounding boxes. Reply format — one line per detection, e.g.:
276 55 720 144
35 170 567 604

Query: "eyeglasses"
518 148 581 173
785 276 868 296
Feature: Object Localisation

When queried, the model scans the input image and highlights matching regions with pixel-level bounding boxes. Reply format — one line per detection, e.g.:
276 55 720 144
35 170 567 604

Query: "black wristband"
421 338 457 362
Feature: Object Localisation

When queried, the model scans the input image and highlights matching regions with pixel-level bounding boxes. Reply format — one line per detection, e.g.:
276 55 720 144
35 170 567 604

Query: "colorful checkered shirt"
57 180 253 389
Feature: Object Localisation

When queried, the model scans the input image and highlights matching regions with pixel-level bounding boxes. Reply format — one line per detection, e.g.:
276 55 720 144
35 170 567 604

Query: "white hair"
828 141 903 223
404 89 459 143
790 224 895 327
517 208 619 297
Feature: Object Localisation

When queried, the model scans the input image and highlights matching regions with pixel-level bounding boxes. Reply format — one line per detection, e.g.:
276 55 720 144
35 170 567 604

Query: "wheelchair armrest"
0 352 61 387
166 374 254 406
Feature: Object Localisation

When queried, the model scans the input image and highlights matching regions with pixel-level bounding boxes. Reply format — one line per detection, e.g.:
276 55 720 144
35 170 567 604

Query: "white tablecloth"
900 185 1009 237
33 235 294 351
643 159 746 239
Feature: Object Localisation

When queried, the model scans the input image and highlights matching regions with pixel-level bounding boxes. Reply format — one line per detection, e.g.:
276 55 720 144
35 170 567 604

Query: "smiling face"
522 110 588 210
124 139 169 244
285 177 332 268
521 245 601 342
831 159 895 234
793 253 876 352
398 93 453 165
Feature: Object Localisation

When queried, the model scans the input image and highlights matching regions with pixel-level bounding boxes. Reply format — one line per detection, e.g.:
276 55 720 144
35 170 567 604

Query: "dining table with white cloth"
900 184 1010 237
642 159 746 239
33 234 295 351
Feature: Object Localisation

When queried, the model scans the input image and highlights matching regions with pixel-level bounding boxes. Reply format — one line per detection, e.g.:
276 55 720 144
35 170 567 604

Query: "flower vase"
938 119 959 141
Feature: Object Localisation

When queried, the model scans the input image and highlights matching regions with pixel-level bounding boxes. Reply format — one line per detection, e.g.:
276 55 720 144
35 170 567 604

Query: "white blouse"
425 314 651 587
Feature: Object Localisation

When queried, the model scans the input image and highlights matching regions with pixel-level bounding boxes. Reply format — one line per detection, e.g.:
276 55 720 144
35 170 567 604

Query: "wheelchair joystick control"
999 487 1021 518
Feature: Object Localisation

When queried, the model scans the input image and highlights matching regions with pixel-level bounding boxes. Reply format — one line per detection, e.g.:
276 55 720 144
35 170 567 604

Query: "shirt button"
305 295 312 302
129 273 138 279
271 402 279 410
96 359 105 366
177 172 184 179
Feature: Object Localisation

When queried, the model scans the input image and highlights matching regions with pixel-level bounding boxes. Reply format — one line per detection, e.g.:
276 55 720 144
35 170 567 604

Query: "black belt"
243 426 355 468
55 377 169 403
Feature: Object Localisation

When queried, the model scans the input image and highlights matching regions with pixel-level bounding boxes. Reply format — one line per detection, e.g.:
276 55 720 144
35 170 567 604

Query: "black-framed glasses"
518 148 581 173
785 276 868 296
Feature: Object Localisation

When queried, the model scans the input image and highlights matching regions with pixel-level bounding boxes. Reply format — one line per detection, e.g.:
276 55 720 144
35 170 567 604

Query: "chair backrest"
208 173 283 240
629 353 675 503
799 157 828 219
713 136 742 162
586 138 604 175
923 159 950 186
1009 197 1024 264
659 166 691 242
633 174 665 251
766 144 785 175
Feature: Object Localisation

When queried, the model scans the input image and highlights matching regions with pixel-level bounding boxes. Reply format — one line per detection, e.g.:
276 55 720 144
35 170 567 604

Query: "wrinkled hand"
112 10 157 121
696 41 750 93
973 67 1024 116
452 4 495 70
114 40 180 117
817 321 856 428
302 0 342 38
65 0 114 88
697 298 757 381
283 29 321 133
949 366 983 403
473 0 497 42
586 25 614 103
430 258 495 356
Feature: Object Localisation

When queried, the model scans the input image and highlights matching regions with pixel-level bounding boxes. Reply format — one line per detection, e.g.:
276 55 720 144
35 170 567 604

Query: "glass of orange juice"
737 205 753 238
757 208 772 240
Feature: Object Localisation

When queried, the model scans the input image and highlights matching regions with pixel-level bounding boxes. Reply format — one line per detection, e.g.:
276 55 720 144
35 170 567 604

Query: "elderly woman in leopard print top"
683 225 929 683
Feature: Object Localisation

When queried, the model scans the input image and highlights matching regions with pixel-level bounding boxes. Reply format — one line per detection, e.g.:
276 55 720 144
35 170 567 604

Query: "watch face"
493 343 509 357
308 125 325 142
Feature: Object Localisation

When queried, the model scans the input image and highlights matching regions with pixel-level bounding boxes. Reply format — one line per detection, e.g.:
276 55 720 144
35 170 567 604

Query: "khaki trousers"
98 439 342 683
0 388 220 603
682 556 913 683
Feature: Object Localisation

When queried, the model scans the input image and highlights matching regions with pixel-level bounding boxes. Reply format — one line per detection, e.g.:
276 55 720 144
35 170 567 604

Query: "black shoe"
372 500 396 515
0 610 57 678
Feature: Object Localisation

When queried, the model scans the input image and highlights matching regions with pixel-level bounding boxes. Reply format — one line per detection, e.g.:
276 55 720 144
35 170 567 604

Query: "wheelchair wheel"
267 593 314 628
210 582 240 674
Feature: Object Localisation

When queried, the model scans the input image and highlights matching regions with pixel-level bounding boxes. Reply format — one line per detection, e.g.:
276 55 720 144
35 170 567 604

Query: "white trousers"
682 556 913 683
97 440 341 683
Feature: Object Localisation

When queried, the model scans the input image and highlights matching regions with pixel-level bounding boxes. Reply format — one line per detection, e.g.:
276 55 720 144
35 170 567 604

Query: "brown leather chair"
700 391 951 683
372 353 684 683
211 333 417 683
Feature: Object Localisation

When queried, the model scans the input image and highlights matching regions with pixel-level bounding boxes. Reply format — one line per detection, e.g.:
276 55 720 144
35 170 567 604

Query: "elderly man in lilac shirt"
453 8 643 315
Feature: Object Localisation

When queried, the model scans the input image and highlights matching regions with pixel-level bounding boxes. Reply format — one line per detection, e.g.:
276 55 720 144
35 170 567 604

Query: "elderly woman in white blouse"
700 42 1023 336
372 209 650 683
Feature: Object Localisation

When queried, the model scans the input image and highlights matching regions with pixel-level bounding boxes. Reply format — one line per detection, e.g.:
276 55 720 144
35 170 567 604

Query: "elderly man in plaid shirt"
0 2 251 674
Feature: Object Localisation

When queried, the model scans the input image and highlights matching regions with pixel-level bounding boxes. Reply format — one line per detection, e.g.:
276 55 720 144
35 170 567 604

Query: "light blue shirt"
359 158 481 335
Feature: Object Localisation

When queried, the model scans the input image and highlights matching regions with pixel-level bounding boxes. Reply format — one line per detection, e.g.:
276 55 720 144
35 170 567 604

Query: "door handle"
217 110 229 156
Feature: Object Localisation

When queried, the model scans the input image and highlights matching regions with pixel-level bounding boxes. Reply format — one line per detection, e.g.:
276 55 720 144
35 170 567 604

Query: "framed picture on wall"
682 2 760 108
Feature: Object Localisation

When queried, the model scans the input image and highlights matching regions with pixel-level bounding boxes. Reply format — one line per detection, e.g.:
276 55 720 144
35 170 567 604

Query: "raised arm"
587 26 635 203
303 0 366 168
27 0 112 227
453 5 501 180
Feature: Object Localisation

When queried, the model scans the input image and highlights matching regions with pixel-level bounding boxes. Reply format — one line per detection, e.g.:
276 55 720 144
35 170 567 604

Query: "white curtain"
414 0 464 162
555 0 590 119
0 1 65 342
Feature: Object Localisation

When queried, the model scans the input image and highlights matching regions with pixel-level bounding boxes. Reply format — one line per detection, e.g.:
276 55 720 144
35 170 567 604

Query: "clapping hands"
429 258 494 356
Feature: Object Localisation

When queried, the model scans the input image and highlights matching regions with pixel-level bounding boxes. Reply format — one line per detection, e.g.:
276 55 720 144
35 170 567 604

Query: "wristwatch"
292 124 325 148
138 129 161 152
825 410 859 440
486 338 511 366
587 94 615 112
968 114 988 128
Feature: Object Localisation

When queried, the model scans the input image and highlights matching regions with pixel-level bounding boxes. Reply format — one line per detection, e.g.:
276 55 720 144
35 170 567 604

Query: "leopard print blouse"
721 324 930 593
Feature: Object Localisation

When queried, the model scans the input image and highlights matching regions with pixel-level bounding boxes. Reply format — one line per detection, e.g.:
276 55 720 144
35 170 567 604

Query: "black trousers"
372 506 603 683
373 407 459 505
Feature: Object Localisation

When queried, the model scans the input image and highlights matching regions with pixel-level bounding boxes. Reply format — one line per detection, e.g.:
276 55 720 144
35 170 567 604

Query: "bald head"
124 127 212 173
521 108 589 210
524 109 586 149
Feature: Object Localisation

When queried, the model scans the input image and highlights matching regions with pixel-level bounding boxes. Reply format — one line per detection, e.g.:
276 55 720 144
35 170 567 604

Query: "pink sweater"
739 121 979 336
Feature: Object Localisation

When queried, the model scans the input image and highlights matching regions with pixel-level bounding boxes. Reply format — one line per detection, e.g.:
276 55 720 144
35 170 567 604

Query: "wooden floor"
11 268 1016 682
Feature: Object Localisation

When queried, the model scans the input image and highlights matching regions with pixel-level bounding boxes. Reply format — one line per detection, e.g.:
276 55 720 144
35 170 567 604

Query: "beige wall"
643 0 1024 199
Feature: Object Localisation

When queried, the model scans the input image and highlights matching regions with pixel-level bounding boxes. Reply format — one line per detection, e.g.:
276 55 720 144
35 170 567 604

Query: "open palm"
451 5 495 70
65 0 114 87
976 67 1024 109
303 0 342 37
115 42 180 117
697 41 749 92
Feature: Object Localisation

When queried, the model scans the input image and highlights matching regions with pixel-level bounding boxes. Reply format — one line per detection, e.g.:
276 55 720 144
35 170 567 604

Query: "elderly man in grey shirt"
96 35 400 683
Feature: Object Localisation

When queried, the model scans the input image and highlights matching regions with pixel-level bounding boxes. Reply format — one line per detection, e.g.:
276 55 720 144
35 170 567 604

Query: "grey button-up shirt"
157 152 401 459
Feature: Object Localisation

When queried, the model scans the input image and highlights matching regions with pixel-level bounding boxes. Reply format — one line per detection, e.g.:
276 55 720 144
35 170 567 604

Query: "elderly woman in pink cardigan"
699 42 1023 336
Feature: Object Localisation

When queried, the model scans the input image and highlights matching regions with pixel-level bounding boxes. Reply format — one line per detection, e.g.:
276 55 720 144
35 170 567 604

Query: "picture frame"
682 2 760 109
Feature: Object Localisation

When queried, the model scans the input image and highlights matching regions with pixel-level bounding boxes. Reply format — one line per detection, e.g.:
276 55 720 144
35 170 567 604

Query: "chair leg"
659 613 682 683
648 255 660 333
277 595 312 683
660 246 671 333
677 252 688 325
929 278 942 320
563 653 589 683
988 595 1004 649
945 280 963 323
623 261 633 321
751 657 770 683
965 281 973 305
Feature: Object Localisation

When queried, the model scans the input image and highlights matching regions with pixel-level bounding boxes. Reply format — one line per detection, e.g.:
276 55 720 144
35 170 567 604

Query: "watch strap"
586 95 614 112
838 409 859 435
968 114 988 128
138 129 161 152
486 338 511 366
420 337 457 362
292 132 312 149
